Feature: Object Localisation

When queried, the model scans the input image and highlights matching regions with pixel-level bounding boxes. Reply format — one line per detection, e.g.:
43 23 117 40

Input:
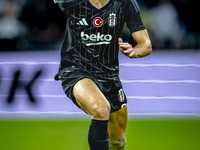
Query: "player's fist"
118 38 135 58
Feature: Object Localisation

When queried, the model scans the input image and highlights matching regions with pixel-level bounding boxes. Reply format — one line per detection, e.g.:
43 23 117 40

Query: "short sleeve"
124 0 145 34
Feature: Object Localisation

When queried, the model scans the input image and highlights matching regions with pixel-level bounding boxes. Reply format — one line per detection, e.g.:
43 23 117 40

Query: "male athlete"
53 0 152 149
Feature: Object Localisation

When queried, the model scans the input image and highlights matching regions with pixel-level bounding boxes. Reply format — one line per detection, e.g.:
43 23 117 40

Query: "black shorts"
55 66 127 113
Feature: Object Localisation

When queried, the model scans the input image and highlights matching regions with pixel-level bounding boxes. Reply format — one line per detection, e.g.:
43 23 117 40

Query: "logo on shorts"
108 13 117 27
93 17 103 27
118 89 125 102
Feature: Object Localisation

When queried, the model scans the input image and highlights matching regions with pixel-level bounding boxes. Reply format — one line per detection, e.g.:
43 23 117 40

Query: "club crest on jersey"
108 13 117 27
118 89 125 102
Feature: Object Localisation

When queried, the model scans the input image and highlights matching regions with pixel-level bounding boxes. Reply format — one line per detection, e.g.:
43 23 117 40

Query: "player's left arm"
119 29 152 58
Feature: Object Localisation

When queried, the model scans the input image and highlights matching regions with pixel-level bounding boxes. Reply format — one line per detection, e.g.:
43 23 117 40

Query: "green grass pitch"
0 119 200 150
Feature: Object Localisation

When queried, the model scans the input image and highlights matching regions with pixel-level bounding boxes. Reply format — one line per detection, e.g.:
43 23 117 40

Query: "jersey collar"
86 0 113 11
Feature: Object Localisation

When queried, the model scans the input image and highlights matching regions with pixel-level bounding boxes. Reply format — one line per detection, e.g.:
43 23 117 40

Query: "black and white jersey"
54 0 145 81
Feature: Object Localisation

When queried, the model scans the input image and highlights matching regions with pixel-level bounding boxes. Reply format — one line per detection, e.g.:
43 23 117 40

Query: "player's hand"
118 38 135 58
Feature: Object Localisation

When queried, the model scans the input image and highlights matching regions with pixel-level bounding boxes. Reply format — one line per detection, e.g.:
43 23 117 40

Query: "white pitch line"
120 63 200 68
127 96 200 101
0 94 200 101
0 61 59 65
0 111 199 117
2 78 200 84
0 62 200 68
121 79 200 84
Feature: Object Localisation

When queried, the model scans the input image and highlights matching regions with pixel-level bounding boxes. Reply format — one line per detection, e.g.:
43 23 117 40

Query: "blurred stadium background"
0 0 200 150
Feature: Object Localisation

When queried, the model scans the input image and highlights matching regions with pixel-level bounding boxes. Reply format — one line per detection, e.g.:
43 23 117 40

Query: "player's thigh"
108 105 128 142
73 78 111 120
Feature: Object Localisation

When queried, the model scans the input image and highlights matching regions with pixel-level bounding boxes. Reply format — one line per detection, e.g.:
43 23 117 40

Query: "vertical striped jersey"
54 0 145 81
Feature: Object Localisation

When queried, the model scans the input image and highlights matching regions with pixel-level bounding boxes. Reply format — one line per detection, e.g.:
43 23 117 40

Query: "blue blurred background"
0 0 199 118
0 0 200 117
0 1 200 150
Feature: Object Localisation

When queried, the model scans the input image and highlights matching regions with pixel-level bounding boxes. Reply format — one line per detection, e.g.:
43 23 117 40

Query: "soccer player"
53 0 152 149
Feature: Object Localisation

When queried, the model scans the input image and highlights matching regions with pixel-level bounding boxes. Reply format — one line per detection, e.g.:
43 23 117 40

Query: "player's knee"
91 103 111 120
110 135 126 150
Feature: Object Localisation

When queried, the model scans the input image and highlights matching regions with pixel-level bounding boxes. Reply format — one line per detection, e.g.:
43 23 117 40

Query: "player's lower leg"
108 106 127 150
109 133 126 150
73 78 111 150
88 119 109 150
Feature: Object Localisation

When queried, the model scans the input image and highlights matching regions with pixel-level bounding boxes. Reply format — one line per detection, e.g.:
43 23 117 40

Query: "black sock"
88 119 109 150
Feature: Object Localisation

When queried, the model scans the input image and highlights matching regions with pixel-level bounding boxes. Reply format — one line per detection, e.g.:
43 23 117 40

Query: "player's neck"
89 0 110 9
